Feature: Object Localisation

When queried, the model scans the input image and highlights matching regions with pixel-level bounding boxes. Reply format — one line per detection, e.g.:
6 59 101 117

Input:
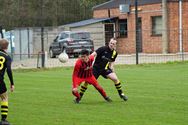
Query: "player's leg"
72 87 80 101
79 82 88 98
106 72 128 101
87 76 112 102
0 93 9 124
79 67 100 99
72 77 83 103
0 82 10 125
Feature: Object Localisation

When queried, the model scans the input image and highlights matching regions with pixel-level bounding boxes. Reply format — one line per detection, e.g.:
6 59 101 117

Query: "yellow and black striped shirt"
94 46 117 71
0 50 14 85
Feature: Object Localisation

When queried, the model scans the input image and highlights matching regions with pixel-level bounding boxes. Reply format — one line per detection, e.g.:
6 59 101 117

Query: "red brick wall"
93 9 109 18
168 2 179 53
138 4 162 54
93 2 188 54
168 1 188 53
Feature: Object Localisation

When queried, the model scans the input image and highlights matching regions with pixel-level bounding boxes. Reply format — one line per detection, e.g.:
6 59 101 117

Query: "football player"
80 38 128 101
0 39 15 125
72 49 111 103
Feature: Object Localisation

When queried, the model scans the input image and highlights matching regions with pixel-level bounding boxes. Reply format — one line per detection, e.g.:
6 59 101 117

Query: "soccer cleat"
120 93 128 101
0 120 10 125
73 98 80 104
105 96 112 102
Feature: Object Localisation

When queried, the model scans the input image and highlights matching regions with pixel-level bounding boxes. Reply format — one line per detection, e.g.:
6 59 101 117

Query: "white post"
44 51 48 67
162 0 168 53
179 0 183 53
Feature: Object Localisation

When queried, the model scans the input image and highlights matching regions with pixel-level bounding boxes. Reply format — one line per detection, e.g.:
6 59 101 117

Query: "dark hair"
0 39 9 50
80 49 89 56
111 37 117 40
110 37 117 41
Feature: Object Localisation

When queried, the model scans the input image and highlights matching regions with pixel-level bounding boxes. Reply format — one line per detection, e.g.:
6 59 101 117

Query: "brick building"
93 0 188 54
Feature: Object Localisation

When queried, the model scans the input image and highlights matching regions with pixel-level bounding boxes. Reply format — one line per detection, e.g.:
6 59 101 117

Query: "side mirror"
54 36 58 42
53 39 57 42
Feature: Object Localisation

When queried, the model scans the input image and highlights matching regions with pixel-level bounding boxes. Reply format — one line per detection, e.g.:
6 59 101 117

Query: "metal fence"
5 27 187 69
11 53 188 69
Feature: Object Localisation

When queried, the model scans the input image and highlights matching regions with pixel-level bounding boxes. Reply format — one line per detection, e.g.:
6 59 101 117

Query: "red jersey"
73 55 94 78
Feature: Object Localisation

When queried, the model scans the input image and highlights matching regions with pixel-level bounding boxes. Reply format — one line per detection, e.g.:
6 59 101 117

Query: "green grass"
4 62 188 125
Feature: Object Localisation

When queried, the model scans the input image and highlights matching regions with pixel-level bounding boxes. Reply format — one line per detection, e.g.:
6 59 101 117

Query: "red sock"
72 90 80 99
95 85 107 98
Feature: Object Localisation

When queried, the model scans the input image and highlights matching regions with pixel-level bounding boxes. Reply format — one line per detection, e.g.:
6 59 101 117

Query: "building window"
119 19 127 37
152 16 162 35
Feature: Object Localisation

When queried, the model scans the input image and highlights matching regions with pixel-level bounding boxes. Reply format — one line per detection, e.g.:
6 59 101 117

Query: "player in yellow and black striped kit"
0 39 15 125
79 38 128 101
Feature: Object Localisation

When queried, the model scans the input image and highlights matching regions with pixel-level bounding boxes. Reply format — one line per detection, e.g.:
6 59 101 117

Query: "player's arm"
91 46 105 66
109 62 115 72
89 53 96 67
109 51 118 72
6 56 14 92
91 46 106 58
72 60 81 77
91 51 97 57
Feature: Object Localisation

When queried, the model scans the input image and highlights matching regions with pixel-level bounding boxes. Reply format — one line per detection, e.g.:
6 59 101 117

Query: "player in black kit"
79 38 128 101
0 39 14 125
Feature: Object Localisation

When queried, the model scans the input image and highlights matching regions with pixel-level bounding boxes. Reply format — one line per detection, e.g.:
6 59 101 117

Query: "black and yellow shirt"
94 46 117 71
0 50 14 85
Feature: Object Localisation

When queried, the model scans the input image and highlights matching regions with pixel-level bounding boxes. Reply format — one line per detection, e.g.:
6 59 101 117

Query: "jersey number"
0 56 5 70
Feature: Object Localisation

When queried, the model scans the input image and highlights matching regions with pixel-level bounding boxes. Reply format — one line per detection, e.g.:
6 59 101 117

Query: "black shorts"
0 81 7 94
93 67 113 79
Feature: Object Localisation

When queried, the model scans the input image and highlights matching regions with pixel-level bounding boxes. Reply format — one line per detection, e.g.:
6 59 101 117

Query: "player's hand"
109 62 115 72
10 85 15 92
84 66 92 70
110 67 114 72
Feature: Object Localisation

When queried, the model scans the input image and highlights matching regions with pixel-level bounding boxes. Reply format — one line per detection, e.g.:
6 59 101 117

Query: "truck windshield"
70 32 90 39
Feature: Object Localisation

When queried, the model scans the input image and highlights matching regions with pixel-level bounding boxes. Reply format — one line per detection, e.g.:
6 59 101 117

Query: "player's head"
0 39 9 50
108 38 117 50
80 49 89 62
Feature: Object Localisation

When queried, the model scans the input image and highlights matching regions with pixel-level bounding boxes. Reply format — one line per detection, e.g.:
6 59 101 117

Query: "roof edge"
92 0 114 10
62 17 117 28
92 0 168 11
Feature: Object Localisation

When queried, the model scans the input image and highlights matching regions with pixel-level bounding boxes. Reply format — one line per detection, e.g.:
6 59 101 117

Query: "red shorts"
72 75 99 89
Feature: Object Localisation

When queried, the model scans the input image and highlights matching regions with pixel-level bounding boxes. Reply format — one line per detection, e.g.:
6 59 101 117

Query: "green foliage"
0 0 109 29
5 62 188 125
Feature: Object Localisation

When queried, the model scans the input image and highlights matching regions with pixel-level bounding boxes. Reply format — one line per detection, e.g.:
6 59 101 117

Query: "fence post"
135 0 139 64
41 0 45 68
19 29 22 60
27 27 31 58
0 26 4 38
10 31 14 59
45 51 48 67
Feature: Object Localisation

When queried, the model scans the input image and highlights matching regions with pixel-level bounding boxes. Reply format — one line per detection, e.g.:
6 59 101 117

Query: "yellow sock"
1 101 8 120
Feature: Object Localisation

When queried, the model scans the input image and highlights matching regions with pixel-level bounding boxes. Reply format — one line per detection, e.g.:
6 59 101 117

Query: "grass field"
4 62 188 125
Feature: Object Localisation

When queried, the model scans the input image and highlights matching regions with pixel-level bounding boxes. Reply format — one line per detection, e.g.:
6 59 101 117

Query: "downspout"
179 0 183 56
162 0 168 53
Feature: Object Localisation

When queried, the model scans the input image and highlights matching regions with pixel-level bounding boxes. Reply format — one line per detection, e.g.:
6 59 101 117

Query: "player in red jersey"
72 49 111 103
